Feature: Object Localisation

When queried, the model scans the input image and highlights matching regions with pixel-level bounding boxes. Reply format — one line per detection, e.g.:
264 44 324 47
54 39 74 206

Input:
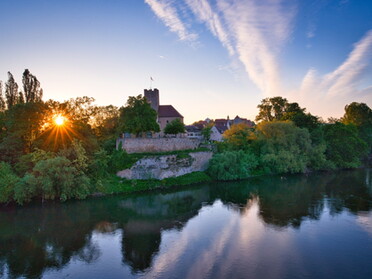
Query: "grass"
100 171 212 195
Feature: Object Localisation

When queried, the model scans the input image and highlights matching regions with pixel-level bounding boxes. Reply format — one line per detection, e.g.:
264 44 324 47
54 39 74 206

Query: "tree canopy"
342 102 372 127
119 95 160 137
22 69 43 103
164 118 185 135
223 123 255 149
255 96 320 130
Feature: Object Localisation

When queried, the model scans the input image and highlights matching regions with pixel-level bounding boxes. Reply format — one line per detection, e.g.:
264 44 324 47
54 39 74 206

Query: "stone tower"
144 88 159 112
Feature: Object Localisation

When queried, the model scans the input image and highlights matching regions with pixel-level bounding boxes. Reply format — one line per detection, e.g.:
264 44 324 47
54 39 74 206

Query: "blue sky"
0 0 371 123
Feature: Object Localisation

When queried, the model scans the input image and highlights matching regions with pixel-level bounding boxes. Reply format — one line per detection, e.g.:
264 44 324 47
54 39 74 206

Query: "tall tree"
0 81 6 111
342 102 372 151
22 69 43 103
323 122 368 168
5 72 20 109
119 95 160 137
255 97 301 122
342 102 372 127
256 96 320 130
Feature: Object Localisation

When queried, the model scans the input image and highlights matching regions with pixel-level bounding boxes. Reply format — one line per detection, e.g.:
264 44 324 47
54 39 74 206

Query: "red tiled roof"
158 105 183 118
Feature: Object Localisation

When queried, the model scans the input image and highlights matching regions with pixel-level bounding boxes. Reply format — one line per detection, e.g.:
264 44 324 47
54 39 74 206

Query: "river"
0 169 371 279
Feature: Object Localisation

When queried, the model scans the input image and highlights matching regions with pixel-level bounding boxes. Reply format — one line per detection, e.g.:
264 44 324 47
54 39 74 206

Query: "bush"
256 121 316 174
14 156 91 204
208 150 258 180
0 162 19 203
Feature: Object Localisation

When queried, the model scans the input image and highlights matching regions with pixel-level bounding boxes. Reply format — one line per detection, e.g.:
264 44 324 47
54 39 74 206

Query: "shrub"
14 156 91 204
256 121 315 174
208 150 258 180
0 162 19 203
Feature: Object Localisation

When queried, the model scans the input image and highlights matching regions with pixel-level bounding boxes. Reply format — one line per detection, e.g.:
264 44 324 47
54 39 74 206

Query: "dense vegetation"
207 97 371 180
0 71 371 204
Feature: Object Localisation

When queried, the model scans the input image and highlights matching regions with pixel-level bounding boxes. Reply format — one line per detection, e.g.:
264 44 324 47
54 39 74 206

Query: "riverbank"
95 171 212 196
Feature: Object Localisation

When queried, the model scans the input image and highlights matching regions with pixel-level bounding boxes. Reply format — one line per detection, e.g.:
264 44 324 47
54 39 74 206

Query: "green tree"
201 126 212 141
323 122 368 168
0 102 49 162
164 118 185 135
5 72 20 109
342 102 372 127
223 123 255 150
89 105 120 141
37 98 99 154
255 121 323 174
255 97 294 122
0 81 6 111
208 150 258 180
0 162 19 203
22 69 43 103
342 102 372 151
14 156 91 204
119 95 160 137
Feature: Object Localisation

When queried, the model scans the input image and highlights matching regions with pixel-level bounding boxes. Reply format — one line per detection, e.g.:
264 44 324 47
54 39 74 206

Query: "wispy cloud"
145 0 371 117
216 0 296 95
146 0 296 96
296 29 372 117
185 0 234 55
145 0 198 42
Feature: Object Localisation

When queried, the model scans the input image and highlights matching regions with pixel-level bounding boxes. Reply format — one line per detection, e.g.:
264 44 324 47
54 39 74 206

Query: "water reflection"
0 169 371 279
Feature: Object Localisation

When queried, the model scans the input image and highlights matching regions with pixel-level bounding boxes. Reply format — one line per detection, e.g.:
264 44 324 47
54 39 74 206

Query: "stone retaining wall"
116 138 202 154
117 151 213 180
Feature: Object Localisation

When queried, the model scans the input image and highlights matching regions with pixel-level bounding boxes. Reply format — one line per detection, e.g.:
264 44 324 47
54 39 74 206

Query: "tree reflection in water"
0 169 370 278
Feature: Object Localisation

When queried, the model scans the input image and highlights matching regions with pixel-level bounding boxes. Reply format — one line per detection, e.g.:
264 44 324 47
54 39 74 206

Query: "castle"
144 88 184 133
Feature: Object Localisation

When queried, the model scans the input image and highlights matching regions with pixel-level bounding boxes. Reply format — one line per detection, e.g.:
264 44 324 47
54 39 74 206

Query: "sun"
54 115 65 126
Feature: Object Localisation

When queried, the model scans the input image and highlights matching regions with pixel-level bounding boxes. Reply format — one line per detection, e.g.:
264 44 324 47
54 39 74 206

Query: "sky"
0 0 371 124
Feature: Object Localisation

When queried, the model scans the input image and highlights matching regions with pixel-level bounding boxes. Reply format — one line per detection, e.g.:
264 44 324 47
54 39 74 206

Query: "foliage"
90 105 119 140
0 102 49 160
255 97 302 122
102 172 212 195
58 139 89 172
201 126 212 141
323 122 368 168
22 69 43 103
342 102 372 151
284 111 320 131
14 156 91 204
342 102 372 127
208 150 258 180
0 162 19 203
15 149 55 176
119 95 160 137
164 118 185 135
0 81 5 111
255 96 320 131
223 123 255 150
0 70 370 204
255 121 325 174
5 72 21 109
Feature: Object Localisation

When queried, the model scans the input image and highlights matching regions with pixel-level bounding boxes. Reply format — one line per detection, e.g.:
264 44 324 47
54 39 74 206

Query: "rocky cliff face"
117 151 213 180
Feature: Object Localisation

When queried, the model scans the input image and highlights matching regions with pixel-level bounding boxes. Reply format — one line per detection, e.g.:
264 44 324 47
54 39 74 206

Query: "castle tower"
144 88 159 112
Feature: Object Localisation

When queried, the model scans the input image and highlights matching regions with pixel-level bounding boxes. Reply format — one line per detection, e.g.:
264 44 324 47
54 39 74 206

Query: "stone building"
144 88 184 133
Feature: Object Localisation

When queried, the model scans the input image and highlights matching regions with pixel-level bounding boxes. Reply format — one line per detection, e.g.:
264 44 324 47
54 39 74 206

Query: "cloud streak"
145 0 296 96
145 0 198 42
145 0 371 117
296 29 372 117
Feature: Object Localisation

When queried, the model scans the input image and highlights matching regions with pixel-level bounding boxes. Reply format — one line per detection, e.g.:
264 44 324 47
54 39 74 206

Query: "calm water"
1 169 372 279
